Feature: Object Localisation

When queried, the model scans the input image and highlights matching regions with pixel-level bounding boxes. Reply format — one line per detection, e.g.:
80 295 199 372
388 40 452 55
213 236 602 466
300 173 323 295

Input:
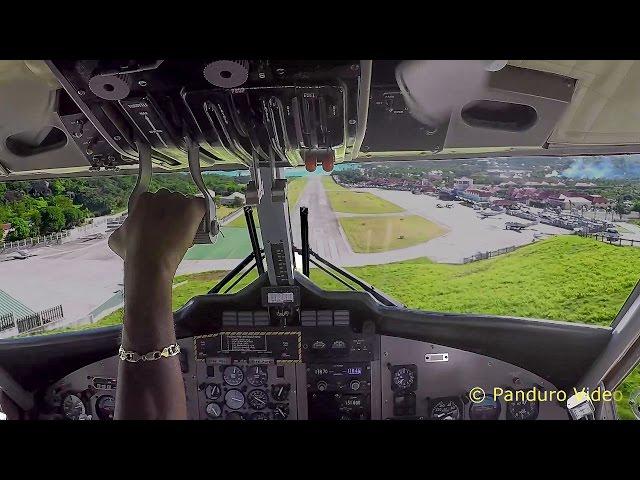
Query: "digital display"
267 292 295 304
346 367 362 375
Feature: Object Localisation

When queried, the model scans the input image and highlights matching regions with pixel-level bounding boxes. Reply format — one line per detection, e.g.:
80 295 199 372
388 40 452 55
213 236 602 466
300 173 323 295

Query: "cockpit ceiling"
1 60 640 181
511 60 640 147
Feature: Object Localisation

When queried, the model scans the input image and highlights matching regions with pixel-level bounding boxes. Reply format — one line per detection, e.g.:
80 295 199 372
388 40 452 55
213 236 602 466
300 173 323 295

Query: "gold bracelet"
118 343 181 363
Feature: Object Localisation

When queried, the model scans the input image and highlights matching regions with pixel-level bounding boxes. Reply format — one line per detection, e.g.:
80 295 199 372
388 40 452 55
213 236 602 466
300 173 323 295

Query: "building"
459 187 492 203
219 192 246 206
547 194 592 210
428 170 443 182
1 223 11 241
453 177 473 191
579 194 609 206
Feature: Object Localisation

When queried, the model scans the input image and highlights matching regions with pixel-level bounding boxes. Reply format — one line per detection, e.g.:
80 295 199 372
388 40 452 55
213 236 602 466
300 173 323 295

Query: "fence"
0 231 70 253
14 305 64 335
0 313 14 332
581 232 640 247
463 245 519 264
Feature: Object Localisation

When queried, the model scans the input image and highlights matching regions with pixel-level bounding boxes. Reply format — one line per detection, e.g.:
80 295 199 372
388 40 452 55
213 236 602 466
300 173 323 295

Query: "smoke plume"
562 155 640 179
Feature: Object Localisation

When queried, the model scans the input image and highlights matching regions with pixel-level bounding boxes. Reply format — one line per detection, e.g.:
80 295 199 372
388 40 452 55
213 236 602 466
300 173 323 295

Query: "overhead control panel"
40 60 362 174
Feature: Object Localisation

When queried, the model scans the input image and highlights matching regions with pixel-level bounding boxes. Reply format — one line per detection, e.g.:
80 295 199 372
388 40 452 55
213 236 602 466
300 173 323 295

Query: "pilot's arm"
108 189 205 420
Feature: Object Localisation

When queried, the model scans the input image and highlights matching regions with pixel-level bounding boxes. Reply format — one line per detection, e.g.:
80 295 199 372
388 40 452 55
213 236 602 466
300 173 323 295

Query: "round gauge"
95 395 115 420
62 394 86 420
205 383 221 400
273 403 289 420
246 365 268 387
392 367 416 391
469 394 501 420
224 389 245 410
250 411 270 421
430 398 462 420
271 383 290 402
223 365 244 386
225 411 245 420
205 402 222 419
247 389 269 410
506 396 539 421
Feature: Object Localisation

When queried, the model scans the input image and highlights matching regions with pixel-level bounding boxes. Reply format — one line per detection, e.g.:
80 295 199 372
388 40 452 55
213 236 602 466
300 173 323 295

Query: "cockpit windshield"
2 154 640 417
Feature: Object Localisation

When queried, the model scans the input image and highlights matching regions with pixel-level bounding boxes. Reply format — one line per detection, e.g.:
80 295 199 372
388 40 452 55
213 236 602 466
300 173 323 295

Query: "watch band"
118 343 181 363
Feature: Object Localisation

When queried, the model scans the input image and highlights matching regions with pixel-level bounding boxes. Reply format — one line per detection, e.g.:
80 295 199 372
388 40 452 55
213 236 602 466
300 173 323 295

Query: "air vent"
461 100 537 132
5 126 68 157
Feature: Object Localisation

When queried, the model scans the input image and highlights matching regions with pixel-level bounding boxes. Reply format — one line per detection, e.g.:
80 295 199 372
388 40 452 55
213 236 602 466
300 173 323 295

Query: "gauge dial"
206 402 222 419
224 389 245 410
506 395 539 421
392 365 416 391
223 365 244 386
469 394 501 420
246 365 268 387
250 411 270 420
248 389 269 410
225 411 245 420
271 383 290 402
205 383 221 400
430 398 462 420
62 394 85 420
95 395 115 420
273 403 289 420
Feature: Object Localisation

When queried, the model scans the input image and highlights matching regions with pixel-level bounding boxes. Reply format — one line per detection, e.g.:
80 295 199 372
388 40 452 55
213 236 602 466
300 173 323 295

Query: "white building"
219 192 246 206
453 177 473 191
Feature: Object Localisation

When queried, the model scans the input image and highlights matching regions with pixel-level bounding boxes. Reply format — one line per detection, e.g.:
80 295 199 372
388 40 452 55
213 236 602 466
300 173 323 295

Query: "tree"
632 201 640 213
26 209 42 236
5 217 30 241
615 197 627 220
41 206 65 234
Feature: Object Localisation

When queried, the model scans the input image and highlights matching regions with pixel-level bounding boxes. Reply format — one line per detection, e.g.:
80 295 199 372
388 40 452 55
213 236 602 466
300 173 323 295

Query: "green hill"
342 235 640 325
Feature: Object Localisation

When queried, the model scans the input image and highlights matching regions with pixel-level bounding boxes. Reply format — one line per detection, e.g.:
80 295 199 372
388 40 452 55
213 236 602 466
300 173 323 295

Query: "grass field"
217 205 237 219
43 235 640 419
339 215 448 253
322 176 403 214
227 209 259 228
628 219 640 227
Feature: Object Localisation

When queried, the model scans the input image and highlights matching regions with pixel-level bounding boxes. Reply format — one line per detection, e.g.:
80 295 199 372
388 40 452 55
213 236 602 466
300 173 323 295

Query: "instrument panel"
37 322 570 421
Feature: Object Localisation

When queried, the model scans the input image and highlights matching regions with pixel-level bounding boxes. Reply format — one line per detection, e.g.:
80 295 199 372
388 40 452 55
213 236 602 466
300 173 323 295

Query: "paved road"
0 233 123 326
290 176 353 261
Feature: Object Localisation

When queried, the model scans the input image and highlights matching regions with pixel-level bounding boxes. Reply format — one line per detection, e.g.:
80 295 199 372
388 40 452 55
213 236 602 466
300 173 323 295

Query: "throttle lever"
127 140 218 245
187 139 219 244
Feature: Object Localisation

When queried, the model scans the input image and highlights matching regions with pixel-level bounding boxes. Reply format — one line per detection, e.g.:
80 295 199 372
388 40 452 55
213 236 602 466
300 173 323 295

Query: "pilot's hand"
108 189 206 278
